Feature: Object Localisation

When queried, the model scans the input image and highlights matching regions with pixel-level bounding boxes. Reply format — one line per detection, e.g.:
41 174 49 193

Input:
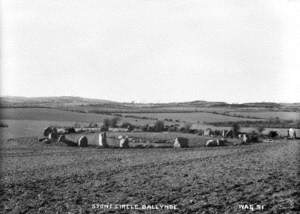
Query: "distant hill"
0 96 116 107
0 96 299 112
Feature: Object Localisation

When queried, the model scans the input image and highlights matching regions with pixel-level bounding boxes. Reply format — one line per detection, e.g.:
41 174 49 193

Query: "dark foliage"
120 122 135 131
0 121 8 128
268 131 279 138
232 123 241 137
87 122 98 128
208 119 300 129
153 120 165 132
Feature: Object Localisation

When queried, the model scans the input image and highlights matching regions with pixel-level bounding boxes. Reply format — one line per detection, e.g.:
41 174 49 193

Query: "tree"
100 125 108 131
154 120 165 132
142 124 149 132
103 118 110 129
296 120 300 129
74 122 81 128
180 123 192 133
0 121 8 128
120 122 134 131
102 117 120 129
109 117 120 128
232 123 241 137
88 122 98 128
257 125 265 135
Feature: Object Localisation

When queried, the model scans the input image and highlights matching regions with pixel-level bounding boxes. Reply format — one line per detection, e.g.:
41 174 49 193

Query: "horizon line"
1 95 299 105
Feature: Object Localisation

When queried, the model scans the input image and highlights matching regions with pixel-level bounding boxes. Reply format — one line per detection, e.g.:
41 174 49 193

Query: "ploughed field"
0 138 299 213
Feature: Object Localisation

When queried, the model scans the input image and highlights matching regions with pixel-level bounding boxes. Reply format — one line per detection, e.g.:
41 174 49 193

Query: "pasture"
0 120 83 139
0 108 160 129
65 132 216 148
0 137 299 213
122 112 260 123
228 111 300 120
0 108 109 122
1 107 300 140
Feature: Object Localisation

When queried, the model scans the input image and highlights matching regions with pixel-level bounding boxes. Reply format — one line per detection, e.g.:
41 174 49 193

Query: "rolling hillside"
1 96 300 112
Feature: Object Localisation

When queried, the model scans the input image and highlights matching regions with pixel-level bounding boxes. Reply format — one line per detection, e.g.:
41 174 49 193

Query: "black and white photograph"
0 0 299 213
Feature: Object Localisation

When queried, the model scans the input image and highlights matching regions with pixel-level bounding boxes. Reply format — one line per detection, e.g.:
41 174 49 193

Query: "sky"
1 0 300 103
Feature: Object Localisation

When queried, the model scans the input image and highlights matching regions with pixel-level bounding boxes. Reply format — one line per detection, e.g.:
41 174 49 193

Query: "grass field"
123 112 260 123
227 111 300 120
0 120 90 139
0 137 299 213
1 118 299 141
65 132 216 148
0 107 258 140
0 108 162 127
0 108 110 122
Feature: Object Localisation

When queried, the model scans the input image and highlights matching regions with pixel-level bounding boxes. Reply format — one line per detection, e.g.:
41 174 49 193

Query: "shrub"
153 120 165 132
88 122 98 128
249 131 259 142
100 125 108 132
168 126 177 132
0 121 8 128
141 124 149 132
257 125 265 134
102 117 120 129
268 131 279 138
109 117 120 128
198 129 204 136
232 123 241 137
103 118 110 129
296 120 300 129
180 123 192 133
74 122 81 128
120 122 134 131
66 127 76 134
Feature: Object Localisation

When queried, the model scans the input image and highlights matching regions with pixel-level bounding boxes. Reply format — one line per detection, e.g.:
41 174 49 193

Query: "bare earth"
0 138 299 214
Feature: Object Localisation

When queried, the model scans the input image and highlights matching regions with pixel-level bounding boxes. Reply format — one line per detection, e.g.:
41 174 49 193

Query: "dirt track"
0 139 299 213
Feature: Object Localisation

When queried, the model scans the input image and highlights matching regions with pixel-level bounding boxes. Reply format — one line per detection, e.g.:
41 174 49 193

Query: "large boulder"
44 127 58 138
42 138 51 144
78 136 88 147
57 135 66 143
206 139 219 147
218 138 227 146
48 132 58 141
43 127 52 137
66 127 76 134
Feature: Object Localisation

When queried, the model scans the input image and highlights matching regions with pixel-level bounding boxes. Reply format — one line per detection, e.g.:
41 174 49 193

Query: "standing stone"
120 136 129 148
174 137 189 148
99 132 108 147
242 134 248 143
